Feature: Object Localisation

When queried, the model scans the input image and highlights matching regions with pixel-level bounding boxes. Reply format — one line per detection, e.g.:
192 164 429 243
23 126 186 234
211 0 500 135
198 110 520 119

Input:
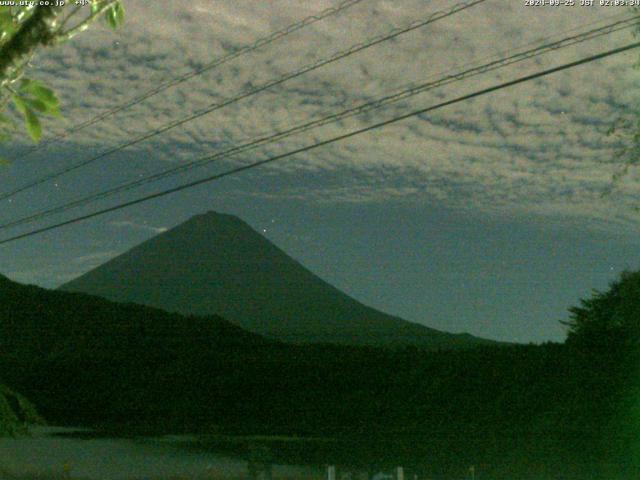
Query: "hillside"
0 383 41 436
0 273 635 477
60 211 494 348
0 273 270 427
1 272 558 434
1 273 553 436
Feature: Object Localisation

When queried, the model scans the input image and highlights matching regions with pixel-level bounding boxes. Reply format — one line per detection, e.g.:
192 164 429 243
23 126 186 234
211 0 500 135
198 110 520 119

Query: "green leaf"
0 113 15 142
105 9 116 29
105 1 125 30
0 113 12 127
24 98 48 114
45 104 62 119
91 1 101 14
12 94 27 115
115 2 125 26
0 10 15 42
19 79 55 102
0 10 13 31
18 78 36 91
17 80 62 118
13 95 42 141
24 108 42 142
33 86 60 111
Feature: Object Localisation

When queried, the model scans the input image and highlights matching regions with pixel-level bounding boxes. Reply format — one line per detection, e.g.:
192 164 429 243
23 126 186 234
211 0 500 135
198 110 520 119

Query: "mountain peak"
61 212 496 348
199 210 241 221
178 210 252 232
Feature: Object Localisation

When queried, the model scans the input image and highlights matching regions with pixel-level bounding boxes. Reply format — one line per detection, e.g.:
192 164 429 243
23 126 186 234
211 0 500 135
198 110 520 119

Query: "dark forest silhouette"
0 269 638 478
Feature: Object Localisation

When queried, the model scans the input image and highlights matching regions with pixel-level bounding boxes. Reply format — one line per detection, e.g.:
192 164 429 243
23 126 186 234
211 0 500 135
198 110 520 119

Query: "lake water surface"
0 427 327 480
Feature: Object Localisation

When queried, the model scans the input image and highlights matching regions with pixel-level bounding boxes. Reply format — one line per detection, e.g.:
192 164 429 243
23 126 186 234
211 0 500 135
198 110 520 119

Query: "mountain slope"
0 274 631 476
60 211 493 348
0 383 42 436
0 273 271 427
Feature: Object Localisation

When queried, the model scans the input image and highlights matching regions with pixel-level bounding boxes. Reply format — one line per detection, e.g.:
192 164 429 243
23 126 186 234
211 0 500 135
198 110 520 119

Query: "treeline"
0 273 637 478
0 383 42 436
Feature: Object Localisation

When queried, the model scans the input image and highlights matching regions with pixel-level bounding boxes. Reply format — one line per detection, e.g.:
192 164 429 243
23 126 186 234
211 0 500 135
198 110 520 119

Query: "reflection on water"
0 427 324 480
1 428 494 480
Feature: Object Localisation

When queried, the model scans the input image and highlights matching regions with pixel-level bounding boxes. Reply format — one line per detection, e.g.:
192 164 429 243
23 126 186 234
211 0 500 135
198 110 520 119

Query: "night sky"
0 0 639 343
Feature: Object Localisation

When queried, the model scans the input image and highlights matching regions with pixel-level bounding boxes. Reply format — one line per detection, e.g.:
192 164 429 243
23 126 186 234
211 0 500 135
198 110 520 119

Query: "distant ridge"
0 273 270 427
61 211 495 348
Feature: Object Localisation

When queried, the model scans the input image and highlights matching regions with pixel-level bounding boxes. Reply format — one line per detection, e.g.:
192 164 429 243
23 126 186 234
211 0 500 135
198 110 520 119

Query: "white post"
396 466 404 480
327 465 336 480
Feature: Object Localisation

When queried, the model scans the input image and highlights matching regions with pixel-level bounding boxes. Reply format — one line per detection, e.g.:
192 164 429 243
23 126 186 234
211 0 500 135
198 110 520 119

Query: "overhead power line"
0 0 486 202
2 13 637 232
17 0 368 157
1 40 638 246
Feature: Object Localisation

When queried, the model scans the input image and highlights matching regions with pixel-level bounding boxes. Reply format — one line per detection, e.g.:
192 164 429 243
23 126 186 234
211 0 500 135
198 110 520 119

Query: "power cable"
1 39 637 246
0 13 636 231
17 0 368 158
0 0 486 201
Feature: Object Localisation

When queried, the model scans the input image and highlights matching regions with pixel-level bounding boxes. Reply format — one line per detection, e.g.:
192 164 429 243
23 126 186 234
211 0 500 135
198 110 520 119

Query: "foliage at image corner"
604 8 640 195
0 383 44 437
561 268 640 471
563 268 640 350
0 1 125 153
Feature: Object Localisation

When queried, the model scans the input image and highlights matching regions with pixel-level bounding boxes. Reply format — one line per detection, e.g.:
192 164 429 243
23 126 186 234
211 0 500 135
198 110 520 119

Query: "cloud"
109 220 168 234
0 0 638 230
5 268 76 287
72 251 119 265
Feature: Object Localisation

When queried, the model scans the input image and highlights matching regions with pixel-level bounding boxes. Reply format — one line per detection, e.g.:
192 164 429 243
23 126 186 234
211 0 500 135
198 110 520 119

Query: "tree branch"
54 4 84 36
54 1 119 44
0 6 63 87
